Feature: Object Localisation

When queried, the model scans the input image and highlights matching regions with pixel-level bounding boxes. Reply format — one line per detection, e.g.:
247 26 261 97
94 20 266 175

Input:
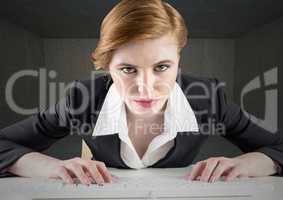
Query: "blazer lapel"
150 130 207 168
83 134 130 168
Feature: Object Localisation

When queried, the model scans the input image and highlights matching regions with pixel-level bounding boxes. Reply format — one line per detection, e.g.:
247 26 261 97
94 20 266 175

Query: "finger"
96 162 112 183
77 159 106 184
184 171 191 179
85 171 93 180
75 159 94 181
66 163 91 185
209 162 234 182
57 166 74 184
200 159 219 182
187 161 206 181
78 159 105 184
83 163 105 185
225 168 240 182
221 167 233 177
184 166 194 178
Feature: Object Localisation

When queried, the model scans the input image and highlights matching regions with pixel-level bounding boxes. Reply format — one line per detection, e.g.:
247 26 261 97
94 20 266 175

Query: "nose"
137 71 155 98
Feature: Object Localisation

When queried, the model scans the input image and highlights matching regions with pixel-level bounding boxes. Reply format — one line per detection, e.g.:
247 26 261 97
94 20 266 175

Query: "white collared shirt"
92 82 199 169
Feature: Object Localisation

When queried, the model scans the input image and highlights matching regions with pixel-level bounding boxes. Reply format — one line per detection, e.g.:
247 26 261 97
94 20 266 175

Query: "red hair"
91 0 188 70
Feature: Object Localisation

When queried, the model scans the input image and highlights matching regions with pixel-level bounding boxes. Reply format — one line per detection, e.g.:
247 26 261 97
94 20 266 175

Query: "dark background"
0 0 282 162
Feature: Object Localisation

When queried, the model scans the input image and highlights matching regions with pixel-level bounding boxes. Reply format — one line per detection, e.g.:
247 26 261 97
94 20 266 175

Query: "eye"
154 65 170 72
120 67 137 74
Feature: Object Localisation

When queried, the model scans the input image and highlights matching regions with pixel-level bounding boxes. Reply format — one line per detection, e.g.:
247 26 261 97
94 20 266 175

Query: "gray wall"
0 19 44 127
234 16 283 136
181 39 235 100
43 39 96 83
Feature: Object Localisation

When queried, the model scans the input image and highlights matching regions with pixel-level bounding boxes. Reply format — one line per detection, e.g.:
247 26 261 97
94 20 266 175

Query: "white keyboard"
0 167 274 200
71 174 254 190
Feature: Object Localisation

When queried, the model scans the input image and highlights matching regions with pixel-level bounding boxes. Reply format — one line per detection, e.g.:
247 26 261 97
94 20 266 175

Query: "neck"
125 101 167 123
125 105 165 136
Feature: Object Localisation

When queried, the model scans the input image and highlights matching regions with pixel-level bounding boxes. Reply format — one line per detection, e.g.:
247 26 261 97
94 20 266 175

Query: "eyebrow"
116 59 174 68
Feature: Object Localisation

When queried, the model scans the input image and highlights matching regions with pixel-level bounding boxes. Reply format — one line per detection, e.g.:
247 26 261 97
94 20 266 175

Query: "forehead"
110 34 179 66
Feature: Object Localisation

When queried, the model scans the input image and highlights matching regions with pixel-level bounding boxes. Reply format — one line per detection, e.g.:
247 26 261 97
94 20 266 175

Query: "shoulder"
75 74 112 95
64 74 113 116
177 73 226 115
177 73 220 92
177 73 225 99
68 74 112 98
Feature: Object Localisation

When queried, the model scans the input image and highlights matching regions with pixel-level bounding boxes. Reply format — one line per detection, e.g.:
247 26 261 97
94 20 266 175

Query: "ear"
90 52 98 70
91 52 96 61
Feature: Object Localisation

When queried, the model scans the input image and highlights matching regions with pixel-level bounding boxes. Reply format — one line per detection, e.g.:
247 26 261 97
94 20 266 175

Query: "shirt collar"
92 82 199 137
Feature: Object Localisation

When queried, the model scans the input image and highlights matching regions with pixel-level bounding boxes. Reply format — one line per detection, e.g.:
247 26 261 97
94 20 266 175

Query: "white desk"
0 166 282 200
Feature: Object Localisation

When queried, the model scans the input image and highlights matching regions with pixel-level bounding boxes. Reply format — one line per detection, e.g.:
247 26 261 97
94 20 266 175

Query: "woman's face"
108 33 180 117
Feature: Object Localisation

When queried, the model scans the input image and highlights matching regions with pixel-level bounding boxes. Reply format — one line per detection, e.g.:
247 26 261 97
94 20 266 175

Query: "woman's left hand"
184 152 278 182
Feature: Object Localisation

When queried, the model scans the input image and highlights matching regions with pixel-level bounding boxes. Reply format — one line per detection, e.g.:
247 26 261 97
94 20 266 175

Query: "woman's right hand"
7 152 113 185
49 157 113 185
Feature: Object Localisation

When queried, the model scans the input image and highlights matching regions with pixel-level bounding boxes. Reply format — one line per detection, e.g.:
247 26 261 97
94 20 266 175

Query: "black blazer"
0 73 282 177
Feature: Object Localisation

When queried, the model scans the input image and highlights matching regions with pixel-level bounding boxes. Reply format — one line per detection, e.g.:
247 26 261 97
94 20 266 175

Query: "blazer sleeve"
214 78 283 176
0 80 82 176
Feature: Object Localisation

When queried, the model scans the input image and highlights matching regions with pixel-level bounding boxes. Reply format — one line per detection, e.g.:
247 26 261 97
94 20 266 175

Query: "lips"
133 99 158 108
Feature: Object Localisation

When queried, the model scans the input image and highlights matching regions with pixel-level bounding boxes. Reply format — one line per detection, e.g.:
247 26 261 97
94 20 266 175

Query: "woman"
0 0 282 186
